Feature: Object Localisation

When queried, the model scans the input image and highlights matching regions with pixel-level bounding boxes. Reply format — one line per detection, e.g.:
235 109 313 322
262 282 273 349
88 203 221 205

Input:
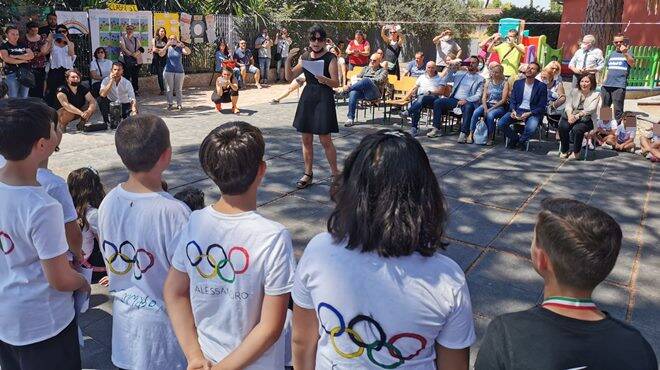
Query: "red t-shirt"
347 39 370 66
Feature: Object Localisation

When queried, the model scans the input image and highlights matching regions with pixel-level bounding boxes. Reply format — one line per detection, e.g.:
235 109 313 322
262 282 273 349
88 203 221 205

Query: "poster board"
89 9 154 64
154 12 180 39
56 11 89 34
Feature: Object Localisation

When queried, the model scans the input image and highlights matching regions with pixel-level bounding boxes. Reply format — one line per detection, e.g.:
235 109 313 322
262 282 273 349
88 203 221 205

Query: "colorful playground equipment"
497 18 563 70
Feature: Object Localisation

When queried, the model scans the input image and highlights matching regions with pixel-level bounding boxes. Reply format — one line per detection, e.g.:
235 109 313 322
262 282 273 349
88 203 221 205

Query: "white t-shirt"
435 39 461 67
98 184 191 370
519 81 534 110
171 206 296 369
416 73 444 96
37 168 78 223
0 181 74 346
81 207 99 258
90 58 114 80
615 123 636 143
597 118 618 132
292 233 476 369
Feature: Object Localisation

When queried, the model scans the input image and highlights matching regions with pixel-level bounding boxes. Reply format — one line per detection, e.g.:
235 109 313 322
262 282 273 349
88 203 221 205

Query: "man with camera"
45 25 75 107
601 34 635 122
99 62 138 129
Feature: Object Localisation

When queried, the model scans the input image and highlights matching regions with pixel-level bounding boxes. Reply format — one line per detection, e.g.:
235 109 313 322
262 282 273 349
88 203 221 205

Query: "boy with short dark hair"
98 114 191 370
475 198 657 370
0 98 90 370
165 121 295 369
173 187 205 211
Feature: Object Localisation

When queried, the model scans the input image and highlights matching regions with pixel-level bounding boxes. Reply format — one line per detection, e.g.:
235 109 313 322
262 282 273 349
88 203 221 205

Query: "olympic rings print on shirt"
102 240 155 280
0 231 15 255
318 302 427 369
186 241 249 283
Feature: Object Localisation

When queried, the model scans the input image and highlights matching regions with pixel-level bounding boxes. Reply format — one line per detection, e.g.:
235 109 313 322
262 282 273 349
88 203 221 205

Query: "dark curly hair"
67 167 106 230
327 129 448 257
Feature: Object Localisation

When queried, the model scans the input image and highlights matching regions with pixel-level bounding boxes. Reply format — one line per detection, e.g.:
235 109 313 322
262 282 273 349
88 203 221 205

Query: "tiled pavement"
49 87 659 369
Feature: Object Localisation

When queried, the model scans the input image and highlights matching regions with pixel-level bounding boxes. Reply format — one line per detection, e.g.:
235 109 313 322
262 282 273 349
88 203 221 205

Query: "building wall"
557 0 660 64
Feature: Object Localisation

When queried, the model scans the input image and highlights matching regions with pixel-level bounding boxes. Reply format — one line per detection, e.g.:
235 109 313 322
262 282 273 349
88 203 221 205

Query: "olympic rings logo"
0 231 15 255
186 241 249 282
102 240 155 280
318 302 427 369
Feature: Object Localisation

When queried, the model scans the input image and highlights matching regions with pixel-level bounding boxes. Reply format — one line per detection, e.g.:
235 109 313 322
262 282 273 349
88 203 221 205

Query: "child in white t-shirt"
165 122 295 370
614 113 636 152
37 143 84 263
292 130 475 369
639 123 660 162
0 98 90 369
588 107 617 150
98 114 191 370
67 167 107 274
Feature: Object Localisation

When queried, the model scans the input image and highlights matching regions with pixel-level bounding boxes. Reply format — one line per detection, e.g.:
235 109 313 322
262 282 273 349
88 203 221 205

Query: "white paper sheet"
302 59 325 77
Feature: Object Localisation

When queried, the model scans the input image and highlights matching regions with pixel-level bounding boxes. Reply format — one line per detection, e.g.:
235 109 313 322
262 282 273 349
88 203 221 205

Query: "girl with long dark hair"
151 27 168 95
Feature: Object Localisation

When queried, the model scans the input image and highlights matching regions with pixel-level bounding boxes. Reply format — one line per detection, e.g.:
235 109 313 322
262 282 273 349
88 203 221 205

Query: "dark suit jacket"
510 78 548 117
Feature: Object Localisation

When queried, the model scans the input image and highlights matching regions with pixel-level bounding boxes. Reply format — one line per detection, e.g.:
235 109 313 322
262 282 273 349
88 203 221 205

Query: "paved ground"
49 85 659 369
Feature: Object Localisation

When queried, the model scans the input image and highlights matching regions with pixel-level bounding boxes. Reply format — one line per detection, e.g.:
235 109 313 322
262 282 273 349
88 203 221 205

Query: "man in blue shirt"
233 40 262 88
602 34 635 122
405 51 426 77
427 56 484 140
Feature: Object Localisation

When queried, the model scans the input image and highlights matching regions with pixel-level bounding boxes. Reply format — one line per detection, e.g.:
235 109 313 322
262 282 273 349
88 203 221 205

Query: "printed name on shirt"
0 231 15 255
102 240 155 279
194 284 251 301
318 302 427 368
186 241 250 282
116 290 163 311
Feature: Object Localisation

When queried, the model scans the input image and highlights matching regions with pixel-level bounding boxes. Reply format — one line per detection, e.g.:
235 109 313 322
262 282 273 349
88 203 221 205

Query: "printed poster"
180 12 192 44
205 14 217 43
56 11 89 34
89 9 154 64
154 12 179 39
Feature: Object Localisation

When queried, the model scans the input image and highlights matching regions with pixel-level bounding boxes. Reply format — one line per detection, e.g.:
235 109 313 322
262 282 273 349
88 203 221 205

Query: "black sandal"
296 173 313 189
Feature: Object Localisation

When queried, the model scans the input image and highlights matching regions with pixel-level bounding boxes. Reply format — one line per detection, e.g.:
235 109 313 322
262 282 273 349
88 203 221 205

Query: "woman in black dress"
285 25 340 189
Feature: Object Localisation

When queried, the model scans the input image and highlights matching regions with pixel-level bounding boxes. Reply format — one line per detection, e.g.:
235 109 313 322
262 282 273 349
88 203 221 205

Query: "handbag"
17 67 36 88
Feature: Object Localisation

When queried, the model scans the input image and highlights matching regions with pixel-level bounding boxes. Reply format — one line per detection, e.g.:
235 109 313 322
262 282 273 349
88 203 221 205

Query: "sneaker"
176 105 182 111
646 153 654 160
466 133 474 144
270 99 280 104
457 132 467 143
427 128 441 138
215 103 222 112
634 149 644 155
409 127 418 137
559 152 569 159
486 139 494 146
588 142 595 150
581 138 587 148
167 104 174 110
344 119 355 127
601 143 613 150
399 110 409 118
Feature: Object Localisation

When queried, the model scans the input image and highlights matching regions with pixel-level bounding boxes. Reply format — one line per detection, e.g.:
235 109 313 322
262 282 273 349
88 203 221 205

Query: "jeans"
258 57 270 82
232 67 243 86
497 109 542 145
28 67 46 98
601 86 625 122
4 73 29 98
470 105 507 137
431 97 476 132
347 78 381 120
153 58 166 92
276 58 284 80
409 95 441 128
164 71 184 106
558 115 593 154
125 64 140 93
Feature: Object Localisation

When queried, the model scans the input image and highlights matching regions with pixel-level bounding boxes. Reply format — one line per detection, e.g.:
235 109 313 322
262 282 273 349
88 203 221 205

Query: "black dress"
292 51 338 135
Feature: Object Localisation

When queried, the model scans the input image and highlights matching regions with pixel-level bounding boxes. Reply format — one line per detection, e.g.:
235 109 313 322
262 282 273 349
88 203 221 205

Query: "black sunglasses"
309 36 325 42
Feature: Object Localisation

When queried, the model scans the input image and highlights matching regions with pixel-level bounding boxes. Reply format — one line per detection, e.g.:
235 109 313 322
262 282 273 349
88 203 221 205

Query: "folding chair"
383 76 416 124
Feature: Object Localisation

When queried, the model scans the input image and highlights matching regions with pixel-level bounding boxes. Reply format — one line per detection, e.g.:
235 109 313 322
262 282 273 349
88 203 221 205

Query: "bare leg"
274 80 301 102
648 141 660 158
254 70 262 88
301 133 314 175
58 109 79 131
318 134 339 176
231 95 239 113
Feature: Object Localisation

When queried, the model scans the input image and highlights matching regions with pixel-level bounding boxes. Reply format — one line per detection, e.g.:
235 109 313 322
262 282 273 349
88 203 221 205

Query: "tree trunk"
582 0 624 50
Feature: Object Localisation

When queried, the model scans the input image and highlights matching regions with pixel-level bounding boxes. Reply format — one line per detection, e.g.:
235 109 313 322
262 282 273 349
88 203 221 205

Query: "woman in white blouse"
89 47 113 97
46 25 75 107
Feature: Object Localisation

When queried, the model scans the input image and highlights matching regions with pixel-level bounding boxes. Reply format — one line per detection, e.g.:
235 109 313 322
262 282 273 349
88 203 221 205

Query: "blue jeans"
258 57 270 82
232 67 243 85
5 73 29 98
470 105 507 137
432 97 476 132
347 78 381 120
409 95 440 128
497 109 542 145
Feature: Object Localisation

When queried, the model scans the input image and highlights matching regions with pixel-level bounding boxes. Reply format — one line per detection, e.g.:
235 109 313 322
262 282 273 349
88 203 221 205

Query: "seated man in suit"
497 61 547 149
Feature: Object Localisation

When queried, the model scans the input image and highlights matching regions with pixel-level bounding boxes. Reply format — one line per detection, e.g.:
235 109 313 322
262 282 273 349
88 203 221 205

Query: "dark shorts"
212 88 239 103
0 319 80 370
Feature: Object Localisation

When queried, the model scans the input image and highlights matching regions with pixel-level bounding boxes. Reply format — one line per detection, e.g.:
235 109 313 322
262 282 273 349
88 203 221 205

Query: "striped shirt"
603 51 633 88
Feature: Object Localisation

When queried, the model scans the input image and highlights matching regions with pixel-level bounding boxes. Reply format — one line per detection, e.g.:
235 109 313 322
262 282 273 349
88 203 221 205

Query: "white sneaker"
344 119 355 127
588 142 595 150
457 132 467 143
601 143 613 150
581 138 587 148
409 127 418 137
399 110 409 118
634 149 644 155
427 128 441 138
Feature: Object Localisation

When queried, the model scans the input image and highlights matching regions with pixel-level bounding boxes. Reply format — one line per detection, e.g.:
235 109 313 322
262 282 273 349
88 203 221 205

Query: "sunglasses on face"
309 37 325 42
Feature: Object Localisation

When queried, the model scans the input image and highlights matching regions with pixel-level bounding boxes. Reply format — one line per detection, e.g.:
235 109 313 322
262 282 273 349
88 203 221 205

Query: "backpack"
473 119 489 145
